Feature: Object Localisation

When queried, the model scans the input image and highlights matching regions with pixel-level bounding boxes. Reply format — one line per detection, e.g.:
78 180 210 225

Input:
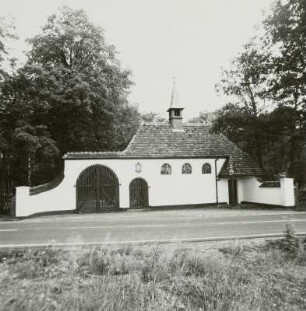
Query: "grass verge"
0 232 305 310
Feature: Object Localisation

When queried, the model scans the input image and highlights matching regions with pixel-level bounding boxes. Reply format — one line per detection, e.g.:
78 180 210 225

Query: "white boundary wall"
240 177 295 206
16 158 227 217
15 159 295 217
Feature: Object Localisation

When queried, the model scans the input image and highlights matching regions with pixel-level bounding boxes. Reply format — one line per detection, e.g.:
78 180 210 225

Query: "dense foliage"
0 7 140 187
213 0 305 185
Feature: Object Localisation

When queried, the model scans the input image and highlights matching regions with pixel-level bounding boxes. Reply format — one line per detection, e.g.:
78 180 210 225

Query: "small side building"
15 86 295 217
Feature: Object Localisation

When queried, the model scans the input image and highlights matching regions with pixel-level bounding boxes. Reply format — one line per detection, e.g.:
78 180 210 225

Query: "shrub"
266 223 301 260
279 223 300 258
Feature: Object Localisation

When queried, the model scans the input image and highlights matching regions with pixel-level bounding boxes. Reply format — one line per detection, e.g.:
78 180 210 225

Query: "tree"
188 111 216 125
12 122 59 186
0 17 17 193
0 7 139 186
141 112 166 123
216 42 270 117
18 6 134 153
263 0 306 110
111 101 140 150
0 16 16 148
0 16 17 82
263 0 306 182
211 103 266 167
214 0 305 182
212 101 304 183
261 106 305 185
215 42 272 167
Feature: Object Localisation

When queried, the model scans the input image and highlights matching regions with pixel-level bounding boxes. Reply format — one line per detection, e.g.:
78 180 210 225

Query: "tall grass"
0 235 305 311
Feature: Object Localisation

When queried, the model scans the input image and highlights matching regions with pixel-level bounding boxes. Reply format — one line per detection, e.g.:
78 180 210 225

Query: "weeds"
0 237 305 311
266 223 302 260
281 223 301 258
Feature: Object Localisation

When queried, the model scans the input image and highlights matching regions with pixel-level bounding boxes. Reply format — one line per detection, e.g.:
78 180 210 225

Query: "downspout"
215 158 219 207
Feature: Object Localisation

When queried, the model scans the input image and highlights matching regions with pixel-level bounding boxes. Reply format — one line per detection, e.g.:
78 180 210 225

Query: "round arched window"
202 163 211 174
182 163 192 174
161 163 172 175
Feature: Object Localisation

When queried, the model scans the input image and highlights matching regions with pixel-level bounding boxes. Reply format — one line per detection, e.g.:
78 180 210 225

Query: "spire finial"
170 77 180 108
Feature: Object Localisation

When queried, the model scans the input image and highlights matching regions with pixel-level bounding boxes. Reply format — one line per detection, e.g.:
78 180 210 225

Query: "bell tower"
167 79 184 130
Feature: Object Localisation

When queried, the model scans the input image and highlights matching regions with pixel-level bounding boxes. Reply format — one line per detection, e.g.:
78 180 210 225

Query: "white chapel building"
15 85 295 217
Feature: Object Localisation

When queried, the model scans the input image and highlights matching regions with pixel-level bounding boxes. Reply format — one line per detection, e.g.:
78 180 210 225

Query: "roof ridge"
142 122 169 126
141 122 211 128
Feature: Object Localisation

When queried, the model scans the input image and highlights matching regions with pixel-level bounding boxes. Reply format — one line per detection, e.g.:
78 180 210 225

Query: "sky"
1 0 275 120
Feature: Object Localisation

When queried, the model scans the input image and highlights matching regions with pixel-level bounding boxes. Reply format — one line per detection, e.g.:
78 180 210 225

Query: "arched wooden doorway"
76 165 119 213
129 178 149 208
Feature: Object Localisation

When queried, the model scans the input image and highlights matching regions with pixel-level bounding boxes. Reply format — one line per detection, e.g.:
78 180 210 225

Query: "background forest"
0 0 305 192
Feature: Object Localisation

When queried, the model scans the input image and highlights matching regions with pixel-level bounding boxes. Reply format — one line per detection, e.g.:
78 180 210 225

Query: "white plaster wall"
237 179 245 204
63 158 227 207
216 178 243 204
16 158 227 217
16 172 77 217
216 179 229 204
241 177 295 206
280 178 295 206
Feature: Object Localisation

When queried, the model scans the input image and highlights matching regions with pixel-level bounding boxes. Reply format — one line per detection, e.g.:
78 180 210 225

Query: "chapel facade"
15 84 295 217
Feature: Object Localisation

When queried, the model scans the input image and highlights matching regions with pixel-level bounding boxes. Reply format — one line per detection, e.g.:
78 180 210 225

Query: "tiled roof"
64 123 262 177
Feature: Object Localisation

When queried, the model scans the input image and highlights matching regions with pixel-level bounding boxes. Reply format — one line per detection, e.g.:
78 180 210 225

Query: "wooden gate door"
228 179 238 205
129 178 149 208
76 165 119 212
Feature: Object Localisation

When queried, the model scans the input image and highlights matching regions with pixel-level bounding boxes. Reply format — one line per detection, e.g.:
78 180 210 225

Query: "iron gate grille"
130 178 149 208
76 165 119 212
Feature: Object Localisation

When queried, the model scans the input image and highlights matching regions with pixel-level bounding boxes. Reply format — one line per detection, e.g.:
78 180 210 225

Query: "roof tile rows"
64 123 262 177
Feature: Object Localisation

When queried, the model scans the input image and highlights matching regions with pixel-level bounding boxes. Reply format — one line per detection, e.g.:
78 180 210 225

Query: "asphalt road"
0 209 306 248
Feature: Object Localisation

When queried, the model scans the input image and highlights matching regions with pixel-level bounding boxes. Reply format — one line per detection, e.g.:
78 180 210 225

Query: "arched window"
202 163 211 174
161 163 172 175
182 163 192 174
